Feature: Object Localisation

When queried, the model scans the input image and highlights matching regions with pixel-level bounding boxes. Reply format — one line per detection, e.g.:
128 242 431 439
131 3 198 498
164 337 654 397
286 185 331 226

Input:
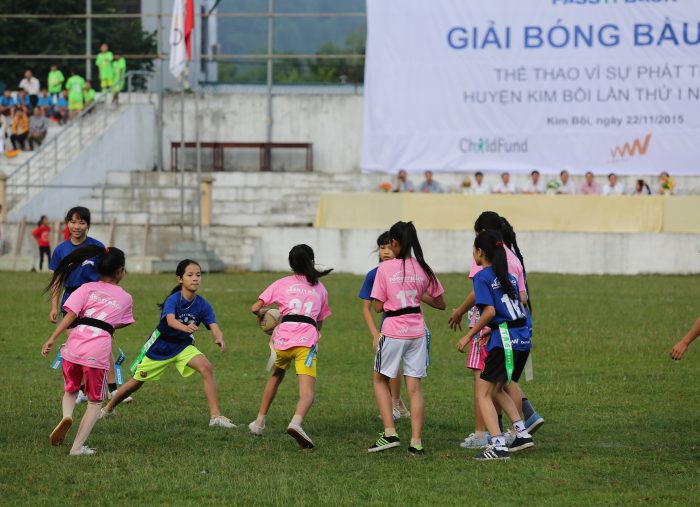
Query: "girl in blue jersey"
457 230 533 461
102 259 236 429
358 231 409 420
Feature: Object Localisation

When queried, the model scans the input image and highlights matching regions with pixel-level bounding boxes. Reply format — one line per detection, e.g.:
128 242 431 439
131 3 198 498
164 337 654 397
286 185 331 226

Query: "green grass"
1 271 699 506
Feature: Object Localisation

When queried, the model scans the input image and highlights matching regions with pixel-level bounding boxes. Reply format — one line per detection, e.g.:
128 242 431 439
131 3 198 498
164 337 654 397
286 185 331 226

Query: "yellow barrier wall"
314 193 700 233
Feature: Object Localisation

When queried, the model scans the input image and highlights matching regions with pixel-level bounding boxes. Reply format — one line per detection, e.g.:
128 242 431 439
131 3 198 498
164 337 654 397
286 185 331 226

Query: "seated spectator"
492 172 517 194
631 179 651 196
28 107 48 150
37 88 53 116
19 69 40 109
556 170 576 194
83 81 96 109
522 170 544 194
0 89 18 116
657 171 675 195
602 173 624 196
10 109 29 150
419 170 444 193
47 64 65 101
393 169 415 192
53 90 68 125
17 89 31 113
579 171 601 195
470 171 489 195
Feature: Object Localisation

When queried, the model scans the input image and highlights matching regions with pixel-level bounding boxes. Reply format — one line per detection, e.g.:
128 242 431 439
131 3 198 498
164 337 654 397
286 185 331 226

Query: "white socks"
513 419 528 437
291 414 304 426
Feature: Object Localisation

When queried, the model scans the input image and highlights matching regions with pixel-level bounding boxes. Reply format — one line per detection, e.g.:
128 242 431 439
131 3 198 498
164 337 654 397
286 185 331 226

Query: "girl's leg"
107 353 117 385
62 391 78 419
103 378 143 412
373 372 395 434
404 376 424 446
493 385 525 430
292 374 316 423
389 376 401 405
472 369 486 434
475 378 502 439
70 401 101 453
505 381 524 419
255 367 286 426
187 354 220 418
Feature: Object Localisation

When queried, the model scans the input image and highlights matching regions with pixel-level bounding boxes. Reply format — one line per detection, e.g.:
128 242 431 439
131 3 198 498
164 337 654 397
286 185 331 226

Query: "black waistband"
489 318 527 331
281 314 318 328
69 317 115 336
384 306 422 318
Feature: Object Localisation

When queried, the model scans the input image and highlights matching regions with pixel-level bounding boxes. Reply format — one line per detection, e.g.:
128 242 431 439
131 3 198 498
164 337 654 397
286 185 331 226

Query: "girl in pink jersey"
249 244 332 449
368 221 445 455
42 246 134 456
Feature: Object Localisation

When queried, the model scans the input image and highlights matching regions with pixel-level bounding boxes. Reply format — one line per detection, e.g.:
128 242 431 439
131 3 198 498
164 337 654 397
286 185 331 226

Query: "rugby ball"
260 308 281 335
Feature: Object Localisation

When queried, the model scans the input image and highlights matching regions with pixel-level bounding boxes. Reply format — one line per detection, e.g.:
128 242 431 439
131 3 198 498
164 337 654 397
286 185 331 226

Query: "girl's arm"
42 311 78 356
448 291 475 331
422 293 446 310
373 299 385 313
361 300 380 338
671 316 700 360
114 323 133 329
251 299 266 319
456 306 495 353
49 287 61 323
166 314 198 334
209 323 226 352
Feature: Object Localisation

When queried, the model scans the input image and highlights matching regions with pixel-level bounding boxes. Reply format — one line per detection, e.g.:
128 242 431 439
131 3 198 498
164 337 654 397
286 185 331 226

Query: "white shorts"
374 335 427 379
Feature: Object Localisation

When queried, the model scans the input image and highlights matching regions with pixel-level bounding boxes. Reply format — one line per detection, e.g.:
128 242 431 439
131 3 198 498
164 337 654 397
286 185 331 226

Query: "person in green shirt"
112 53 126 105
65 69 86 122
47 64 65 100
95 43 114 91
83 81 96 109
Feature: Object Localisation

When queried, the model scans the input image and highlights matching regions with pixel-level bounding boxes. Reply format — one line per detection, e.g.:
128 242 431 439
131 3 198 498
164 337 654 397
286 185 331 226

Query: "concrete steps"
152 240 225 273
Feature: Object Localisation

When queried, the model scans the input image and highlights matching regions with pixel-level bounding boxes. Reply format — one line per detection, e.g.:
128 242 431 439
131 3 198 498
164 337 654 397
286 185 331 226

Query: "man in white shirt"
492 172 517 194
470 171 489 195
19 69 41 109
602 172 625 196
556 170 576 194
522 170 544 194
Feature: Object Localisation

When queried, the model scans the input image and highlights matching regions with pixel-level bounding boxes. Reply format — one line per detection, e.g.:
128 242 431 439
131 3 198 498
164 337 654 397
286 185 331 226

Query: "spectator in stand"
657 171 675 195
522 170 544 194
579 171 601 195
47 64 65 101
631 179 651 196
556 170 576 194
419 170 444 193
394 169 415 193
32 215 52 271
28 107 48 150
96 43 114 92
492 171 517 194
1 89 18 116
470 172 489 195
37 88 53 117
65 70 86 123
0 113 6 152
54 90 68 124
10 109 29 150
16 89 31 114
84 81 96 109
602 173 624 196
19 69 40 109
112 52 126 105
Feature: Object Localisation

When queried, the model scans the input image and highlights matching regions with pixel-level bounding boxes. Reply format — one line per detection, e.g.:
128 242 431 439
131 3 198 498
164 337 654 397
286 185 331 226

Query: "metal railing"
4 71 155 214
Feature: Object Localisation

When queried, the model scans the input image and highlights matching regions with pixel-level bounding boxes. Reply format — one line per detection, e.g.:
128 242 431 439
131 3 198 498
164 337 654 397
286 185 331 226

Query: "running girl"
368 221 445 455
358 231 409 420
457 230 533 461
42 246 134 455
32 215 51 271
249 244 332 449
102 259 235 429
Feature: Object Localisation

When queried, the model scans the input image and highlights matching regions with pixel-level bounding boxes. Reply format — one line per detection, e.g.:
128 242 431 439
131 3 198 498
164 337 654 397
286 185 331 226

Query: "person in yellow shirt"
112 53 127 105
95 43 114 91
10 109 29 150
47 64 65 100
83 81 97 110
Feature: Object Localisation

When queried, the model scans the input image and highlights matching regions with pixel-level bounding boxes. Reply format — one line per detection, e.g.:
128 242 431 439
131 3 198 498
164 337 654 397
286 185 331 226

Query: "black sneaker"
368 432 400 453
508 435 535 452
473 446 510 461
407 444 425 456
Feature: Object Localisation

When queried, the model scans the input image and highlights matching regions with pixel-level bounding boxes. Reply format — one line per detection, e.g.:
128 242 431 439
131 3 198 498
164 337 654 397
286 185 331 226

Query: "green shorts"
133 345 202 382
68 98 84 111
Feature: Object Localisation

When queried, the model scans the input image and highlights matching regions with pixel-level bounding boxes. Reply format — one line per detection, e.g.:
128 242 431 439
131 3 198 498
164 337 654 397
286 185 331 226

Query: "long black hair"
65 206 91 227
376 231 390 248
473 211 501 233
159 259 201 308
499 216 532 313
37 215 47 227
289 244 332 286
388 221 438 287
474 230 517 302
46 245 125 294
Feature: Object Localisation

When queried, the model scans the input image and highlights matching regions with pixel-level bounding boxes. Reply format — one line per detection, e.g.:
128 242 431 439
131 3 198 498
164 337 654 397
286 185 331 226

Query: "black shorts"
480 348 529 384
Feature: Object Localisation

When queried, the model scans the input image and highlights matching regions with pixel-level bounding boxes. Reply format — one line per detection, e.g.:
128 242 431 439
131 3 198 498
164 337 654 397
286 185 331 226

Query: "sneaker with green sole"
368 432 400 453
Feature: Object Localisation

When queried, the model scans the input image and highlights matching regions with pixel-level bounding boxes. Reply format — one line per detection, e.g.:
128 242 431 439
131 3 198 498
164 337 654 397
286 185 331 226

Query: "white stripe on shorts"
467 337 482 370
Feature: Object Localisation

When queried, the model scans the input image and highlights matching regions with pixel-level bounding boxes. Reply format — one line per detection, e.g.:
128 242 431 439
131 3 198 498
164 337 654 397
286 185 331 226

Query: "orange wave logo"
609 133 652 161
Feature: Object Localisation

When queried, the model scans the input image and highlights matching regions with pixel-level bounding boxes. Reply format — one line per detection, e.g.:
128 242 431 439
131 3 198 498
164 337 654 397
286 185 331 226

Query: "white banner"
361 0 700 175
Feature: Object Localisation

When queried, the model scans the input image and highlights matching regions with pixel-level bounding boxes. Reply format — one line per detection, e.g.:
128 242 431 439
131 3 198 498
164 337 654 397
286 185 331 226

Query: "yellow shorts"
133 345 202 382
68 99 84 111
101 79 114 90
274 346 316 378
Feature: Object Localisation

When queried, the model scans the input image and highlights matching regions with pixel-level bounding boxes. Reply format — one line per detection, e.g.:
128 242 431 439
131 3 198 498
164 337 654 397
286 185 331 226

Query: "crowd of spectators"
386 170 679 196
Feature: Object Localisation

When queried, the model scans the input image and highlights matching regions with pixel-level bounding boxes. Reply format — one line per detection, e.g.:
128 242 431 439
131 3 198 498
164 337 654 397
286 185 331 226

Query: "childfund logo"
460 137 529 154
609 133 652 161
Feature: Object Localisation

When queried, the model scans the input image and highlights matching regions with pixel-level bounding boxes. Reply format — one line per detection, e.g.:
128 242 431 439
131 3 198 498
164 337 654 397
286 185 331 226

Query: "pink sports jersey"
468 245 526 327
371 257 444 339
61 281 135 370
258 274 331 350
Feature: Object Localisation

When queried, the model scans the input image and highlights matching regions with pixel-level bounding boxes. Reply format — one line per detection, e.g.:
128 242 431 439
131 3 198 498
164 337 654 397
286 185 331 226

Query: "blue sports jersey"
146 292 217 360
473 266 531 352
358 267 378 300
49 237 105 305
37 96 52 107
56 96 68 107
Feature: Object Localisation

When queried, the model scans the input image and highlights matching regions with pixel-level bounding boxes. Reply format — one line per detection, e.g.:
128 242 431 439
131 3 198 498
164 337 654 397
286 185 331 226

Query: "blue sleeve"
473 274 494 309
162 293 177 317
48 243 64 271
200 299 216 328
358 269 377 300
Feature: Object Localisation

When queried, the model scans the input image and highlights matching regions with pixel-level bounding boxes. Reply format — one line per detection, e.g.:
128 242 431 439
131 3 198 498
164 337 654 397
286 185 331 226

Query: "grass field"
1 270 699 506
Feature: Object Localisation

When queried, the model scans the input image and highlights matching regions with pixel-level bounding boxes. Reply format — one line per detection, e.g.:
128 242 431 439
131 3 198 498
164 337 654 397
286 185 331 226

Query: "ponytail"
46 245 125 295
388 221 438 287
159 259 201 308
288 244 332 286
474 230 517 302
499 216 532 313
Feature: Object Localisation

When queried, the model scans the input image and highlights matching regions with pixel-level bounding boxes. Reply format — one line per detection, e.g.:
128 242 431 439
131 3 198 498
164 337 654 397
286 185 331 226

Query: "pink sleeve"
427 277 445 298
258 281 278 306
317 288 331 321
369 265 387 302
468 258 482 279
63 285 87 316
120 295 135 325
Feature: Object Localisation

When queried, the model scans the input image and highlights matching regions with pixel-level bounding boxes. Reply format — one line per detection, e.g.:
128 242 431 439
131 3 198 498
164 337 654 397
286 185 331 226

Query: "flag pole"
194 0 202 241
180 81 185 237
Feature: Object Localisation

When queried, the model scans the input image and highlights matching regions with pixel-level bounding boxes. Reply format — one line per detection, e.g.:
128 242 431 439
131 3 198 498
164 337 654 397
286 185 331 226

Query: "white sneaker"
75 390 88 404
99 408 115 419
209 415 237 428
123 395 134 404
377 409 402 421
503 430 516 446
248 421 265 436
459 432 490 449
70 445 97 456
394 399 410 418
287 422 314 449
